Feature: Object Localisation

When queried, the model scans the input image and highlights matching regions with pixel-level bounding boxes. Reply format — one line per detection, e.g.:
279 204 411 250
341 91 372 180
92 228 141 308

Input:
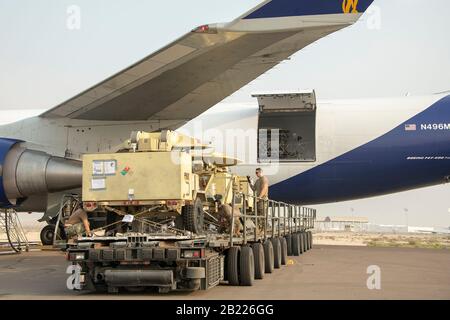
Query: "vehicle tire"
300 232 306 253
240 246 255 286
263 240 274 274
227 246 240 286
182 198 204 234
303 232 308 252
285 234 292 256
280 237 288 265
40 224 56 246
305 231 311 250
271 237 282 269
299 232 305 254
251 243 265 280
291 233 301 256
186 279 201 291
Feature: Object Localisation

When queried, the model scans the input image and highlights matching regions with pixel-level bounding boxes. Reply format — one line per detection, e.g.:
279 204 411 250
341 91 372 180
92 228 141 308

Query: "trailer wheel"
308 231 313 249
302 232 308 252
251 243 265 279
263 240 274 274
305 232 311 251
40 224 56 246
182 198 204 234
240 246 254 286
280 237 288 265
186 279 201 291
227 246 240 286
271 237 282 269
299 232 305 254
291 233 301 256
285 234 292 256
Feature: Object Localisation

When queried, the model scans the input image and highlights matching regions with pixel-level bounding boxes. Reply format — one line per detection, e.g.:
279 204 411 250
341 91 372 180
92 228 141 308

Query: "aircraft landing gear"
40 217 67 246
40 224 56 246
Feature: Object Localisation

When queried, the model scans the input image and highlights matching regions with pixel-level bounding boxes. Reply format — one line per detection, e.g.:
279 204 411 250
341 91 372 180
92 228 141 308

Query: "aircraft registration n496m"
1 0 450 231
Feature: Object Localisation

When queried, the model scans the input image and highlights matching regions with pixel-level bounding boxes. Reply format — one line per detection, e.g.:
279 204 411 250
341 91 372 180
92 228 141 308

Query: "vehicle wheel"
227 246 240 286
40 224 56 246
305 231 311 250
263 240 274 274
285 234 292 256
185 279 201 291
303 232 308 252
300 232 306 253
251 243 265 280
299 232 305 254
240 246 255 286
280 237 288 265
291 233 301 256
182 198 204 234
271 237 282 269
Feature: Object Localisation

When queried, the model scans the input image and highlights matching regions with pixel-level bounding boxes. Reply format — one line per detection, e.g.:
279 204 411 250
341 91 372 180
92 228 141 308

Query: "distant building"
366 224 408 234
315 216 369 232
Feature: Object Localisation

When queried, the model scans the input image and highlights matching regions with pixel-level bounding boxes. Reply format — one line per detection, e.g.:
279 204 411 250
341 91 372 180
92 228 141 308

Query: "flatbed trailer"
65 193 316 293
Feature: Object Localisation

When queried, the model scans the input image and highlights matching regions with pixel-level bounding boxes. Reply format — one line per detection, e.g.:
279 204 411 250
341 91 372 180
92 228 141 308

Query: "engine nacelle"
0 138 82 207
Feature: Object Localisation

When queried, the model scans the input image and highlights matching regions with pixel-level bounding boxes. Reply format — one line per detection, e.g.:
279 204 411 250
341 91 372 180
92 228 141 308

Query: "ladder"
0 209 29 253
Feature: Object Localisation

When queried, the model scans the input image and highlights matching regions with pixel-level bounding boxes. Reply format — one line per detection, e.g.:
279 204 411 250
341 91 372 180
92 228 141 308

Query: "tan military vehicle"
81 130 252 236
62 130 315 293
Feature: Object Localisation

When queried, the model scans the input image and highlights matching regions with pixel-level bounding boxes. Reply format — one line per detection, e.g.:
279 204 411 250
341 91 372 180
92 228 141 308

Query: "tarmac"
0 245 449 300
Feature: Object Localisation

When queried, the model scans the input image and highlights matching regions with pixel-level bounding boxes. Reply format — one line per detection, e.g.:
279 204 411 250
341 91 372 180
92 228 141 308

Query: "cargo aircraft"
1 0 449 242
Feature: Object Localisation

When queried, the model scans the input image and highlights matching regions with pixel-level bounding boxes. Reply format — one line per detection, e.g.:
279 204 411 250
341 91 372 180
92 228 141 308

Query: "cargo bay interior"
255 92 317 163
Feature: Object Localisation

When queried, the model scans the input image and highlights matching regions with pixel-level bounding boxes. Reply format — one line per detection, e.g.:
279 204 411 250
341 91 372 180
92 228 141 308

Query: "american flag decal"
405 124 417 131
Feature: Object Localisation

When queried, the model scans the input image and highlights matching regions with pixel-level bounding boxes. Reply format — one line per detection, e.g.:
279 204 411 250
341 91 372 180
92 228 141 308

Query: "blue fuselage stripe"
244 0 375 19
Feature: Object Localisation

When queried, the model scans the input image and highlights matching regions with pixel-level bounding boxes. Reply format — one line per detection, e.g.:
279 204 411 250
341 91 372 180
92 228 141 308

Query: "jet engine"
0 138 82 208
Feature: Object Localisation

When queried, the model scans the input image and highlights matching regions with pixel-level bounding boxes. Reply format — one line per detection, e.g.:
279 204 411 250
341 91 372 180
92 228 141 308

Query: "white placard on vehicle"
91 178 106 190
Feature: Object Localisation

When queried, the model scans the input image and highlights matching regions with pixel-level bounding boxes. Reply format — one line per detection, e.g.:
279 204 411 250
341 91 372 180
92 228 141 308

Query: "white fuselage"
1 93 449 206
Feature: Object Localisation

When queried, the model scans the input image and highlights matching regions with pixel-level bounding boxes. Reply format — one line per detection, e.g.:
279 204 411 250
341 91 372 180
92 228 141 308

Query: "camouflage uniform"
64 223 86 238
218 204 242 236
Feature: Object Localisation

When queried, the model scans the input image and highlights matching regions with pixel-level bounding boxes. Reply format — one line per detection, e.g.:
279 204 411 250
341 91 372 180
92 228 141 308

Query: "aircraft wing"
41 0 374 125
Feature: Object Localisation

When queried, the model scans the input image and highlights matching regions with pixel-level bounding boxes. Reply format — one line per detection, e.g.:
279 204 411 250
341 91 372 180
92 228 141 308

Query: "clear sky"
1 0 450 227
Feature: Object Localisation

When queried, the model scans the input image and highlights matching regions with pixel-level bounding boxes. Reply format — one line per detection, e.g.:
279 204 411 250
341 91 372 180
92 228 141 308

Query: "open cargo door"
254 91 317 163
